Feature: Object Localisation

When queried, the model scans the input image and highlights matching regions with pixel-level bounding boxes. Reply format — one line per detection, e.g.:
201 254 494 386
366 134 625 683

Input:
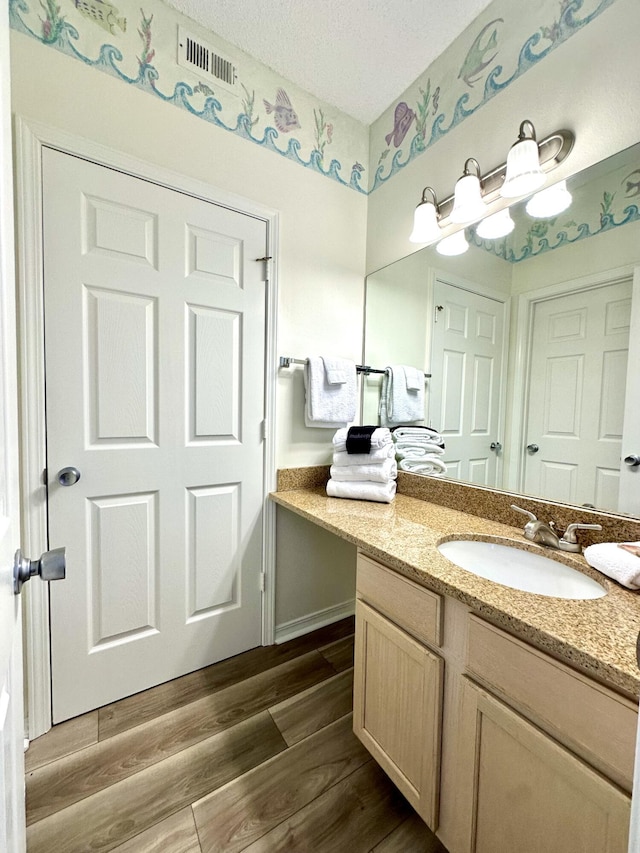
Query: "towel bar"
278 356 431 379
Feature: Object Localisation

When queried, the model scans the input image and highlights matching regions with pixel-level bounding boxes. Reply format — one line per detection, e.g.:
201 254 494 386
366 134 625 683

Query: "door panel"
524 280 631 510
43 149 267 722
429 280 506 486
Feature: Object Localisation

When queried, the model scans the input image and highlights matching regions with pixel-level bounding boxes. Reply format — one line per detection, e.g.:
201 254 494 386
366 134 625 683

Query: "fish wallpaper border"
370 0 617 193
9 0 369 194
471 201 640 262
10 0 617 195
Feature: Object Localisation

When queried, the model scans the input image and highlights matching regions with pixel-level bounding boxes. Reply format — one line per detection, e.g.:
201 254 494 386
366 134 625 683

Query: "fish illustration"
193 82 215 96
623 169 640 198
352 162 364 174
458 18 503 87
73 0 126 34
263 88 301 133
385 102 416 148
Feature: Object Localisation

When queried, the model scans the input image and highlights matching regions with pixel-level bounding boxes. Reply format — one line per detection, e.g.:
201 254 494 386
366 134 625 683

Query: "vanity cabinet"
354 554 444 828
456 679 630 853
354 552 637 853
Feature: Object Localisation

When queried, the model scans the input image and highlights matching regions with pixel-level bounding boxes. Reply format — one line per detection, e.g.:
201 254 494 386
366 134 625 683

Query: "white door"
619 267 640 516
43 149 268 722
429 279 506 486
523 279 632 511
0 4 27 849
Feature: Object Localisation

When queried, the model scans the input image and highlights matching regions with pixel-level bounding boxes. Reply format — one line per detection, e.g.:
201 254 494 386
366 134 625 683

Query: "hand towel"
326 478 397 503
392 425 445 446
399 457 448 475
380 367 424 425
395 442 445 458
404 366 424 391
322 356 347 385
332 426 392 452
584 542 640 590
330 457 397 483
304 356 357 428
332 445 395 467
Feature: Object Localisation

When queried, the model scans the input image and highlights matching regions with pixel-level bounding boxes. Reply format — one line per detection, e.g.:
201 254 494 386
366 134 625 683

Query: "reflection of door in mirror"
429 279 507 488
523 278 632 512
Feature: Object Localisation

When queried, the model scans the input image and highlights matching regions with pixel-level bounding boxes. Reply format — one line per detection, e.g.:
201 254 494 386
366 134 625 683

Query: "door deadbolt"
58 466 81 486
13 547 66 595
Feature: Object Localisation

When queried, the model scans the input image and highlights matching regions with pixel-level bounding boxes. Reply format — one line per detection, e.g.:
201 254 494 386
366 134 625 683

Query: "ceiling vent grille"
177 27 239 96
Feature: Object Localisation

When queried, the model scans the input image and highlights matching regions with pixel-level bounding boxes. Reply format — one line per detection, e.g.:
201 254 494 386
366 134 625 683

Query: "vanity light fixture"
436 230 469 256
476 208 515 239
407 120 574 245
500 119 546 198
409 186 442 243
450 158 487 224
525 179 573 218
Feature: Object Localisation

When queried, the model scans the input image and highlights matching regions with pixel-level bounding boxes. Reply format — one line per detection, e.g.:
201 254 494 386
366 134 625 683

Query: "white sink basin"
437 539 606 599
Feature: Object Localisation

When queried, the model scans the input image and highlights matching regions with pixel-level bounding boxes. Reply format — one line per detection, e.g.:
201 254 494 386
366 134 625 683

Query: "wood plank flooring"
25 618 448 853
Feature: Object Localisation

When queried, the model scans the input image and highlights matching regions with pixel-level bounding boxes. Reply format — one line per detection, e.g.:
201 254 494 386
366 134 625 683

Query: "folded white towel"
322 356 347 385
404 366 423 391
332 427 392 452
380 366 424 426
326 478 397 503
393 426 444 445
395 442 445 458
332 445 395 467
584 542 640 590
399 457 448 475
330 457 397 483
304 356 357 428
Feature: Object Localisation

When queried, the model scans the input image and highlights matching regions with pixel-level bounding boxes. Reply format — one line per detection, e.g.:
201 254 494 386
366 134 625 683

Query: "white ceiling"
163 0 495 125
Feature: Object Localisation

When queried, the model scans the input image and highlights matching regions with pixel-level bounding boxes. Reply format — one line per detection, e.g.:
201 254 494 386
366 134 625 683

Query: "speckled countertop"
271 485 640 700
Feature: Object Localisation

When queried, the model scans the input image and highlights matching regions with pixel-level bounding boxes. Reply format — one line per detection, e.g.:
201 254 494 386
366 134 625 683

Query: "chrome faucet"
510 505 602 552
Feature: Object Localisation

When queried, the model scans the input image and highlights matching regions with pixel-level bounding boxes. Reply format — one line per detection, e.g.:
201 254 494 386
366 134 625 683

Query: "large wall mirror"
364 141 640 518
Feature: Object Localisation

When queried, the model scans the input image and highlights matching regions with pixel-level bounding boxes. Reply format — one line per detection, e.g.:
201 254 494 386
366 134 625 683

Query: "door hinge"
261 419 267 440
42 468 48 485
259 572 266 592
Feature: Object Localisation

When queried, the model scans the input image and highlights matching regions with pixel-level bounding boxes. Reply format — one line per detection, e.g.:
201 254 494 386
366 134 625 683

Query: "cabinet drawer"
356 553 442 647
466 615 638 791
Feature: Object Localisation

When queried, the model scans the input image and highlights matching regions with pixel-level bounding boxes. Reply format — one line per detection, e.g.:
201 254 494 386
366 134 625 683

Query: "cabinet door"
457 679 630 853
353 600 443 828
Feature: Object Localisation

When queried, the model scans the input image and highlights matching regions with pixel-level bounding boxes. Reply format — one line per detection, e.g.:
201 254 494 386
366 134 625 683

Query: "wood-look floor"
25 618 448 853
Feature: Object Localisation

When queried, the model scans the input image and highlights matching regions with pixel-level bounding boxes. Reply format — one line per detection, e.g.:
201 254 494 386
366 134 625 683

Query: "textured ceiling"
163 0 495 125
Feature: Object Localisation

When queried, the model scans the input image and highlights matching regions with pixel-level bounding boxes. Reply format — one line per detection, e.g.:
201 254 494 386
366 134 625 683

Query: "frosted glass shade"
476 208 515 239
436 231 469 256
501 138 546 198
451 174 486 224
409 200 441 243
526 180 572 218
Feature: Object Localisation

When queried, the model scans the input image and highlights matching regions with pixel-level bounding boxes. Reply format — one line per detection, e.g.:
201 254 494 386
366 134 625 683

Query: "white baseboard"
274 599 355 645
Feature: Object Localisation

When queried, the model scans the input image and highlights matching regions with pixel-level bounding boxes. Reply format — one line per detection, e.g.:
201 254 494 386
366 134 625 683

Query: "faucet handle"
511 504 538 522
561 522 603 544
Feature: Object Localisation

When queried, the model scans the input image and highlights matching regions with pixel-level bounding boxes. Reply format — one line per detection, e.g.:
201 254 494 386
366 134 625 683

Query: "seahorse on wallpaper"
458 18 503 87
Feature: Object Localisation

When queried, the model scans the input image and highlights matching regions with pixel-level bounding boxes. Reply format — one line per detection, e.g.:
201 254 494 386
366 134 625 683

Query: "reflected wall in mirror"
363 142 640 517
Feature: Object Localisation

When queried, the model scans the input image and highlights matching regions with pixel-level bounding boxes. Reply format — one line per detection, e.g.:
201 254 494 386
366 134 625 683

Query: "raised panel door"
353 600 443 829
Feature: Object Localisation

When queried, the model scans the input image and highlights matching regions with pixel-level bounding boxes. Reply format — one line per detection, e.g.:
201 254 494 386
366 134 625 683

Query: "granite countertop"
271 486 640 699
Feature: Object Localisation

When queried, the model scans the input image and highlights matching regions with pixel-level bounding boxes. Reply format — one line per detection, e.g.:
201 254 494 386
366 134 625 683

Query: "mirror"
364 142 640 516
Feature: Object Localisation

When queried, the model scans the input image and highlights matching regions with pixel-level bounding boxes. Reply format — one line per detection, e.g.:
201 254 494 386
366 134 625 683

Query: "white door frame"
14 117 279 739
505 264 637 496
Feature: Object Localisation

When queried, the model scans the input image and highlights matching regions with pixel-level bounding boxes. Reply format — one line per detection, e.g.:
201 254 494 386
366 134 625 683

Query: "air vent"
177 27 239 96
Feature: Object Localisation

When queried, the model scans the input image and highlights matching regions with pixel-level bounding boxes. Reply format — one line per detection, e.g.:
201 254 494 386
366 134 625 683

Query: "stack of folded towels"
326 426 397 503
584 541 640 590
392 425 448 475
